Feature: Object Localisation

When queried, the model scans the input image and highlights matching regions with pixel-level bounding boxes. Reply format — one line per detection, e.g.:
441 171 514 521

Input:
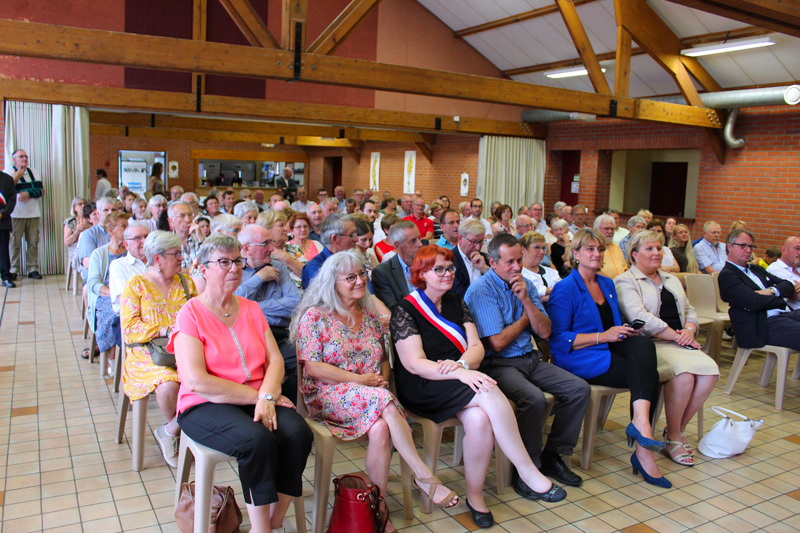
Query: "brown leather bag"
326 474 388 533
175 482 243 533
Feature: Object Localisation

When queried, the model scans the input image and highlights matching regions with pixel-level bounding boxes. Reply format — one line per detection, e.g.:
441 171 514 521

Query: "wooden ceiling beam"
218 0 279 48
307 0 383 55
344 147 361 164
192 0 208 95
503 25 770 77
555 0 611 95
0 19 721 129
415 142 433 164
282 0 307 50
664 0 800 39
614 26 632 98
453 0 598 37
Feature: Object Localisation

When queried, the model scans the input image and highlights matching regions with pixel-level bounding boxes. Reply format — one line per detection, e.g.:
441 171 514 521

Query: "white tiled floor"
2 275 800 532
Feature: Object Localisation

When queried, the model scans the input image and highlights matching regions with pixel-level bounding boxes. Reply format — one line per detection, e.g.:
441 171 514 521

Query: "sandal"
662 429 694 466
81 348 90 359
414 477 458 509
681 432 694 456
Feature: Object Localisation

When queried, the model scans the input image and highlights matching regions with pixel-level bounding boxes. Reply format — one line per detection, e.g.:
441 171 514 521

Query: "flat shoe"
81 348 90 359
466 499 494 529
512 475 567 503
414 477 458 509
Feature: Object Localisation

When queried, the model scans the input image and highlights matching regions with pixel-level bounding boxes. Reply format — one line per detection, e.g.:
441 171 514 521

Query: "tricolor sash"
404 290 468 354
0 190 5 208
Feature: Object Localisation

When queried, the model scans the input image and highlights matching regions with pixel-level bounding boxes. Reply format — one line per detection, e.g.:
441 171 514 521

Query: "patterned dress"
120 274 197 401
298 306 403 440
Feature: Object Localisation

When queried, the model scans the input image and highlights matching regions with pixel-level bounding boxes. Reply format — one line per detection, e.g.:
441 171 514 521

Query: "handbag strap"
178 273 191 301
711 406 759 422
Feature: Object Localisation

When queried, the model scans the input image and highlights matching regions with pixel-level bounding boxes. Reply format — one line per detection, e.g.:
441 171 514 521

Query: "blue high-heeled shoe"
625 422 664 451
630 452 672 489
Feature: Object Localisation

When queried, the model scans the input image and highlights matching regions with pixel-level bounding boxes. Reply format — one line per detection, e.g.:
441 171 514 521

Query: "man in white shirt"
290 187 311 212
108 221 149 314
449 218 490 297
95 169 112 201
334 186 346 211
253 189 267 210
4 149 44 279
569 204 587 235
168 185 184 205
767 236 800 310
468 198 493 240
609 209 628 245
528 203 549 235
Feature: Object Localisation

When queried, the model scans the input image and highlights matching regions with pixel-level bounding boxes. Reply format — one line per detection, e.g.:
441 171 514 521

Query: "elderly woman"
171 234 311 533
637 209 653 226
64 197 91 271
121 230 197 468
145 194 168 232
491 204 515 236
86 212 131 367
210 213 242 237
392 246 565 527
549 218 572 278
293 250 459 518
615 230 719 466
259 210 306 287
520 231 561 304
646 219 680 273
549 229 669 488
131 197 147 221
375 214 400 263
204 196 221 218
287 212 323 261
234 200 259 226
669 224 700 273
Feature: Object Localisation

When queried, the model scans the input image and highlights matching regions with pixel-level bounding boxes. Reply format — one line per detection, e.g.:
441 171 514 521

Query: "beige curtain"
4 102 90 275
477 135 546 211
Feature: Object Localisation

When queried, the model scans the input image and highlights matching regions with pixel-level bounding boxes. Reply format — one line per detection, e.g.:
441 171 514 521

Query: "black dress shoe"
9 273 17 281
28 271 42 280
512 474 567 503
2 279 15 288
539 451 584 487
465 499 494 529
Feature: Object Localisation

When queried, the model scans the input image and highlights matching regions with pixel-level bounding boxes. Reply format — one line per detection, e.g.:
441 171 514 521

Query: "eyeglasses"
464 236 483 246
249 240 277 247
339 271 367 285
125 235 147 242
431 265 456 277
336 233 357 240
221 228 241 235
529 245 547 251
159 251 183 259
204 257 246 270
731 242 757 251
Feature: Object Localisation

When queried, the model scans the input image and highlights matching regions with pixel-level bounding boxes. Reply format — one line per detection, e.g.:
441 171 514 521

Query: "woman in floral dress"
291 250 459 515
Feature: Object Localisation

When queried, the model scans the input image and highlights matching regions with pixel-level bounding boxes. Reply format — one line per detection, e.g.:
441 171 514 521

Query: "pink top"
170 297 270 414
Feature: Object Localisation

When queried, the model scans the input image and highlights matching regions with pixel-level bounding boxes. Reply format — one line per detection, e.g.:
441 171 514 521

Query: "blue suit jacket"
548 269 623 379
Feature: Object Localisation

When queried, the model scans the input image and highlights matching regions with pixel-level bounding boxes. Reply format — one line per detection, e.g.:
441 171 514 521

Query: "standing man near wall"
94 169 112 201
4 149 43 280
0 171 18 287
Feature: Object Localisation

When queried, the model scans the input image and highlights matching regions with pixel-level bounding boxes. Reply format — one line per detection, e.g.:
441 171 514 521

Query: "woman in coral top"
171 234 312 533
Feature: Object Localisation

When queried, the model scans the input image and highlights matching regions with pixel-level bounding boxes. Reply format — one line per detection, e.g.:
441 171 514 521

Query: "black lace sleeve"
461 299 474 324
390 304 420 342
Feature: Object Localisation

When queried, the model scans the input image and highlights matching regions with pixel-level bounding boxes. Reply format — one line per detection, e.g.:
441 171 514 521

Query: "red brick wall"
544 106 800 249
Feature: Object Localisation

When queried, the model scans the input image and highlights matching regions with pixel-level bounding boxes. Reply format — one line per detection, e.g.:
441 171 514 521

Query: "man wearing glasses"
436 209 460 250
301 213 356 289
108 222 150 315
719 228 800 351
449 218 490 298
468 198 493 241
372 220 423 309
236 224 302 402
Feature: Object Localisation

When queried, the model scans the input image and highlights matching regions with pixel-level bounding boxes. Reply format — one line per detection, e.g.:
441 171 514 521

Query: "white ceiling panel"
649 0 750 36
468 30 532 70
728 50 793 85
416 1 469 30
461 0 514 21
575 1 618 52
462 34 518 71
498 24 562 65
696 54 755 88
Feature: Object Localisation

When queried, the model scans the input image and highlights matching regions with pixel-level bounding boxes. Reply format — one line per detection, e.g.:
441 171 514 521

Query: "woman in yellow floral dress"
120 230 197 468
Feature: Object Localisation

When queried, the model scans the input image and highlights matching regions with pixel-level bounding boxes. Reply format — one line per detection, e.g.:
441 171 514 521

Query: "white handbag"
698 406 764 459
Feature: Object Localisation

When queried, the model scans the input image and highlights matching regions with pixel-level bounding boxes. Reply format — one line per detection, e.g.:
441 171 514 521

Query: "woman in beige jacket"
615 230 719 467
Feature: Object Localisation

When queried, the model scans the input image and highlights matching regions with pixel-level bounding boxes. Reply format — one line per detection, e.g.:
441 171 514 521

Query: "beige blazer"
614 265 699 338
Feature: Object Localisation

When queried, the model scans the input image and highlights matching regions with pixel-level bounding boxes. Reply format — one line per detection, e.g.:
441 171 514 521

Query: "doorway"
559 151 581 206
649 162 688 217
323 156 342 196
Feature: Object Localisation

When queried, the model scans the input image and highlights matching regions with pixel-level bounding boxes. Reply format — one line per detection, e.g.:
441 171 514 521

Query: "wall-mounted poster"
403 150 416 194
370 152 380 190
120 160 148 193
461 172 469 196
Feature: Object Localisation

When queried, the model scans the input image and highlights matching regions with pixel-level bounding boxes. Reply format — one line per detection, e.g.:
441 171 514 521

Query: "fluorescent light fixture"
681 36 774 57
544 66 606 79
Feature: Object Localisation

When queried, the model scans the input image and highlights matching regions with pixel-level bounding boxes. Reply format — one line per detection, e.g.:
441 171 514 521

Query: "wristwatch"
258 393 276 402
770 286 780 297
456 360 469 370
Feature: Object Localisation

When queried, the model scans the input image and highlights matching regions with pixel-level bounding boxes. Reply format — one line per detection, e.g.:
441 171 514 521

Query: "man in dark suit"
718 228 800 350
0 171 18 287
449 218 490 297
372 220 422 309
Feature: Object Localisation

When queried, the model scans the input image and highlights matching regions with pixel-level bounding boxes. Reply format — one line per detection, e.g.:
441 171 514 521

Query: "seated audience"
354 217 378 278
759 246 781 270
121 230 197 467
428 201 444 241
392 246 566 527
78 197 120 281
404 196 434 241
132 197 147 220
321 198 339 218
569 204 587 235
260 210 304 288
637 209 653 226
374 214 400 263
719 228 800 351
204 195 221 218
669 224 699 273
180 192 201 217
172 234 311 532
64 197 90 272
193 215 211 244
210 213 242 237
646 219 680 273
121 191 137 214
520 231 561 303
301 213 356 289
766 237 800 310
436 209 460 250
145 195 168 232
220 189 235 214
619 215 646 261
595 214 627 279
372 221 423 309
615 230 719 466
290 187 310 212
293 251 459 523
307 202 323 241
287 213 323 261
550 218 572 278
491 204 515 236
664 217 677 243
168 201 199 269
109 221 150 316
609 209 628 245
459 201 471 219
548 229 668 488
465 234 589 491
233 200 259 226
450 218 490 297
467 199 493 240
693 221 727 273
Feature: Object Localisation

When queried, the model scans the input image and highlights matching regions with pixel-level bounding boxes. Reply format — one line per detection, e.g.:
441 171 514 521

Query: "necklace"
202 295 233 317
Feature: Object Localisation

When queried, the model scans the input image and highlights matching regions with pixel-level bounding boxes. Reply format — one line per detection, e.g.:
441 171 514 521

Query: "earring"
158 266 162 274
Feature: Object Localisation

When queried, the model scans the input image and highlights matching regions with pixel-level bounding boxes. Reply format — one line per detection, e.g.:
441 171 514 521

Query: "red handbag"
326 474 388 533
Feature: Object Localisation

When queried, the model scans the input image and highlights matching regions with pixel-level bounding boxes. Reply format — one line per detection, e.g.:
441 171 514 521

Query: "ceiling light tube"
681 36 775 57
544 66 606 79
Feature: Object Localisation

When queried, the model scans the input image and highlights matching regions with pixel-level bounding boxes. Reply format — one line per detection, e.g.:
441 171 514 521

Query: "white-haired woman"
172 234 311 533
132 197 147 221
145 194 168 232
615 230 718 466
260 210 306 287
292 250 459 519
120 230 197 468
233 200 259 226
210 213 242 237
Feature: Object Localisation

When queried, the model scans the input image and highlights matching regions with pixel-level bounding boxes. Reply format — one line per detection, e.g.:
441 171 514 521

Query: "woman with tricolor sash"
391 245 563 529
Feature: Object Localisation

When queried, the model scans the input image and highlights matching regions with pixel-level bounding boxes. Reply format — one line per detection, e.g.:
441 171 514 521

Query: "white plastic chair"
723 343 799 411
685 274 730 361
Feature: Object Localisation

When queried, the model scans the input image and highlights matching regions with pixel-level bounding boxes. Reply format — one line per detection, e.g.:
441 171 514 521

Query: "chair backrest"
711 271 729 313
685 274 719 316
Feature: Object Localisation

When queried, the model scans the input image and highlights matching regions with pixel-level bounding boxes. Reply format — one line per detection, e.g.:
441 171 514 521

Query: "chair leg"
293 495 308 533
697 404 704 440
193 454 216 533
580 391 603 470
598 395 616 430
131 396 149 471
775 350 789 411
83 315 90 339
650 383 667 432
723 348 753 394
174 434 192 510
72 269 80 296
494 441 511 495
398 456 414 521
312 437 337 533
116 388 130 444
99 349 110 377
113 346 125 393
793 354 800 380
419 424 445 514
759 353 777 387
65 262 73 291
88 333 98 363
452 425 464 466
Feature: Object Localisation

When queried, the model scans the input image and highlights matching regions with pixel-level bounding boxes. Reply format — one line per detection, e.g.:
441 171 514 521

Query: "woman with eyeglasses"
292 250 459 525
520 231 561 304
120 230 197 468
390 246 565 528
172 234 312 533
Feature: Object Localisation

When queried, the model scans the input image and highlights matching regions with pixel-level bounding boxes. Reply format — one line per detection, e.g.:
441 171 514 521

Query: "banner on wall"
370 152 380 190
403 150 416 194
460 173 469 196
121 161 148 192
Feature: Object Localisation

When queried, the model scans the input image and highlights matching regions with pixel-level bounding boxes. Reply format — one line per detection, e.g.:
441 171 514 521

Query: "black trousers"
586 336 660 420
273 327 298 405
0 229 10 280
178 402 312 506
767 310 800 351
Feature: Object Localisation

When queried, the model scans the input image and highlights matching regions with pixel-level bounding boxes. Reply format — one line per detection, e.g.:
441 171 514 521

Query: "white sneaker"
154 425 180 468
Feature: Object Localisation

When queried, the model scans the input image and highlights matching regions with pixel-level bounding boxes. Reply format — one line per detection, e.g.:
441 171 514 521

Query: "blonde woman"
669 224 699 273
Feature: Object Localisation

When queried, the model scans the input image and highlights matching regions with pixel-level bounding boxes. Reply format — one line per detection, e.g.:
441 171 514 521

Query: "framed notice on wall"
370 152 380 190
403 150 416 194
120 161 148 193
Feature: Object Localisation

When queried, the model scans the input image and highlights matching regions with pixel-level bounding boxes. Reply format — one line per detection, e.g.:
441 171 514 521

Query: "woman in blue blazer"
549 229 669 488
